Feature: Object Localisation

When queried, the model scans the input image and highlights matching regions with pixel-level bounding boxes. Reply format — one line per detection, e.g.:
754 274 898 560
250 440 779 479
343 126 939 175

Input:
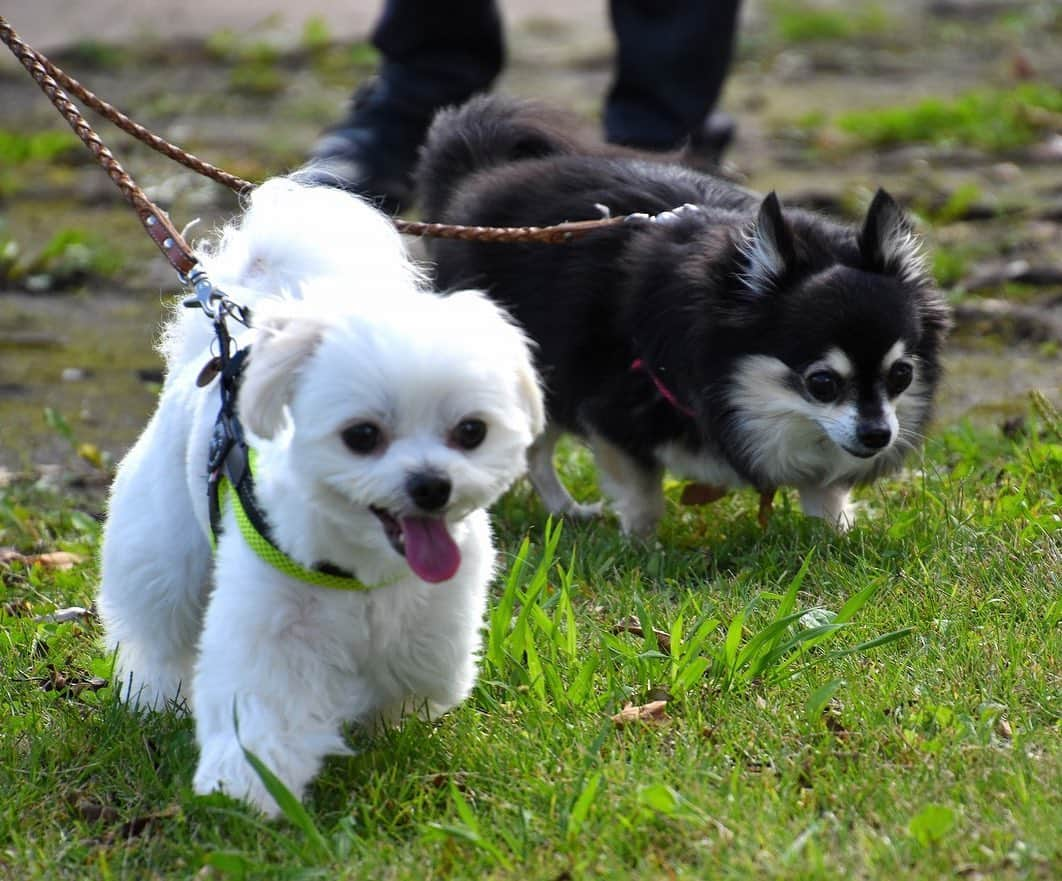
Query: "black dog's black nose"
406 472 452 511
857 425 892 449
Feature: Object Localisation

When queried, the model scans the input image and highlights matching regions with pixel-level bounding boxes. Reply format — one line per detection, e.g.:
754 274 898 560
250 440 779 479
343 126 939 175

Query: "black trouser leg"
604 0 742 149
372 0 505 112
307 1 504 209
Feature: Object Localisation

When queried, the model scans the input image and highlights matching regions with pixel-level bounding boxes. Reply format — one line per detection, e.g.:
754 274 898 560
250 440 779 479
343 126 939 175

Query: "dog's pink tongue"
401 516 461 583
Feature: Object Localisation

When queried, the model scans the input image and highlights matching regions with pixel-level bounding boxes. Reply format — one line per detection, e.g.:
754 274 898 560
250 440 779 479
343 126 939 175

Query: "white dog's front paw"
193 735 328 817
193 722 347 817
194 738 284 817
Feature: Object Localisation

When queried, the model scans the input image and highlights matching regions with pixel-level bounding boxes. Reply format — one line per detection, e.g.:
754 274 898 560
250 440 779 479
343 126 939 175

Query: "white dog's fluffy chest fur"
199 506 494 723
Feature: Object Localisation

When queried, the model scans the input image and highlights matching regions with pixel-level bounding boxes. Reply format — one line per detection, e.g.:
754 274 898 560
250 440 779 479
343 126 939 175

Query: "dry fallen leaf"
74 798 120 824
80 804 182 846
76 443 106 470
611 616 672 654
106 805 181 843
2 598 33 618
611 700 669 726
0 550 85 570
29 551 85 570
1011 51 1035 80
42 665 108 697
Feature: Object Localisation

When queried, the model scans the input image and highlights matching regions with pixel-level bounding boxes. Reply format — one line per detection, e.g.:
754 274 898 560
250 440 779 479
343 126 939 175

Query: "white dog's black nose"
407 472 452 511
857 424 892 449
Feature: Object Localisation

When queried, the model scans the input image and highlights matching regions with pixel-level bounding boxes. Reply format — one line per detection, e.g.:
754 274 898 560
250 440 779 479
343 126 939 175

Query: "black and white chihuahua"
417 96 952 535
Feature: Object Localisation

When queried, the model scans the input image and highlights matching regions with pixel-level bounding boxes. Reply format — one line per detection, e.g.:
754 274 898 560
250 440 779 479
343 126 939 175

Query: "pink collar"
631 358 695 418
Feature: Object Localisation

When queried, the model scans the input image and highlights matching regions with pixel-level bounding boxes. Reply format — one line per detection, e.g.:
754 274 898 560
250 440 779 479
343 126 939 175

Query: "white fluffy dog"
97 178 544 815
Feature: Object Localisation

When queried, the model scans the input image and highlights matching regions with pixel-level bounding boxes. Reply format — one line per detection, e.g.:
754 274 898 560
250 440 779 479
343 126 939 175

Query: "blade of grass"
565 770 602 847
240 747 333 861
806 678 845 723
827 626 915 657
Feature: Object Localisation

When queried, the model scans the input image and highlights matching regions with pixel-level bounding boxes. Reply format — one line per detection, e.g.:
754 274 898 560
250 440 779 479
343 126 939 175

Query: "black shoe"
687 111 736 168
300 79 434 215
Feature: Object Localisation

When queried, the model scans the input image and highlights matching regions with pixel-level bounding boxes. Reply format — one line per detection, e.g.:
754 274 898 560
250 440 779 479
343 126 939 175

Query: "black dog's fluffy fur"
417 95 951 533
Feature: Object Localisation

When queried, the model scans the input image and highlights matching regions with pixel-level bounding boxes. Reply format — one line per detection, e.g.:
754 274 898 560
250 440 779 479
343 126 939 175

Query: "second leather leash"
0 14 632 258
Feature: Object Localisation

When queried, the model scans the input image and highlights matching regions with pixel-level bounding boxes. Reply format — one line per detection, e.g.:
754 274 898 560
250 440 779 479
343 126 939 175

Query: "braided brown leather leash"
9 26 254 196
1 16 200 275
0 14 630 271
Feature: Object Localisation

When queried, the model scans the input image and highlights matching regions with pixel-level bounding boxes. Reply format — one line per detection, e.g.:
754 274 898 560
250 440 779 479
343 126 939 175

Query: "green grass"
837 84 1062 152
0 226 127 291
2 408 1059 879
769 1 892 44
930 243 972 289
200 22 377 91
0 130 82 198
52 41 130 71
779 84 1062 162
0 131 81 166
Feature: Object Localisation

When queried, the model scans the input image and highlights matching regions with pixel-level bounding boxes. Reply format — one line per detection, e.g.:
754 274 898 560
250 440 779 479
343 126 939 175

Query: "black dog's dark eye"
452 418 487 450
341 422 381 454
806 371 842 403
886 361 913 396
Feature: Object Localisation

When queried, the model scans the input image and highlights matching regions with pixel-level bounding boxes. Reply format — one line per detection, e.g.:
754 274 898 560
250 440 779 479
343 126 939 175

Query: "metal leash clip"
181 266 223 318
186 264 253 388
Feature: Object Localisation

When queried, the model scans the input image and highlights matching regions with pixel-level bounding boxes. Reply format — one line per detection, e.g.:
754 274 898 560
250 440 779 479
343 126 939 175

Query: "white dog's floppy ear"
239 314 328 439
514 345 546 439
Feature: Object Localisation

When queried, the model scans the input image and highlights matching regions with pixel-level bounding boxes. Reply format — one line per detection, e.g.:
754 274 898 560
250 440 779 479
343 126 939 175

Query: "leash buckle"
181 266 221 318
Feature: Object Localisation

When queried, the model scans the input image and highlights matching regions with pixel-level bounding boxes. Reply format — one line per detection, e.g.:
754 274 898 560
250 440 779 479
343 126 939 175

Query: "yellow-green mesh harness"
215 450 378 591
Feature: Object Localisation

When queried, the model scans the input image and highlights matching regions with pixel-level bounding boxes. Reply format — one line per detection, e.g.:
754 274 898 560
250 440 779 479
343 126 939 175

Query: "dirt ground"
0 0 1059 473
0 0 604 52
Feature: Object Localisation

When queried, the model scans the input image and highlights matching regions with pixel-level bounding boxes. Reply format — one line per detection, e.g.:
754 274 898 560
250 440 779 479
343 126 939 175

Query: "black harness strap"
205 344 361 582
206 345 281 544
206 346 253 539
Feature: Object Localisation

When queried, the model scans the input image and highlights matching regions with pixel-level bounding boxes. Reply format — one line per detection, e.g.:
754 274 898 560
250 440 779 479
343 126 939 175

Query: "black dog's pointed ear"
859 188 927 284
739 192 797 292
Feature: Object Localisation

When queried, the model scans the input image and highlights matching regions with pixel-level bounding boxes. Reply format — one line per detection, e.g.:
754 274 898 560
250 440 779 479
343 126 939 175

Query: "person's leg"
372 0 503 107
304 0 504 212
604 0 742 160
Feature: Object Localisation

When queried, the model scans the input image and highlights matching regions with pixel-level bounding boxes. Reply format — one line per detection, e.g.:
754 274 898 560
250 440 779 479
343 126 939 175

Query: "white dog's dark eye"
806 371 842 403
452 418 487 450
341 422 381 454
886 361 913 396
